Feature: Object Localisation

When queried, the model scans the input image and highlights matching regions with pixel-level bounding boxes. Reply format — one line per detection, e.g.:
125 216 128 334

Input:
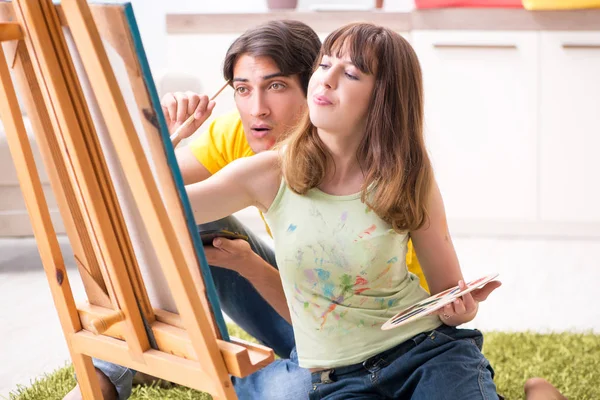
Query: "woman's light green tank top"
264 180 441 368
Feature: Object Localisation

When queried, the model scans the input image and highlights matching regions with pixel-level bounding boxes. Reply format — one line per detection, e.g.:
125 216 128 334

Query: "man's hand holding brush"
162 81 230 148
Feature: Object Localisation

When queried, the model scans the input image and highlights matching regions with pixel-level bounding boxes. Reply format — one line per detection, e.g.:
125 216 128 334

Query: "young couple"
66 19 565 400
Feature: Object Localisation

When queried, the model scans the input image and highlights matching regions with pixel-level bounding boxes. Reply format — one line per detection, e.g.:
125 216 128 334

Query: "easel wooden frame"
0 1 273 399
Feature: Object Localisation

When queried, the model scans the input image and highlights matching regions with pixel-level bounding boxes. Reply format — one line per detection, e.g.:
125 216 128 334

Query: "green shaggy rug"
7 327 600 400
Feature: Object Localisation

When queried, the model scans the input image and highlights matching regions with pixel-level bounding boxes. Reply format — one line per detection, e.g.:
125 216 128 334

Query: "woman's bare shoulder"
225 151 282 210
221 150 280 176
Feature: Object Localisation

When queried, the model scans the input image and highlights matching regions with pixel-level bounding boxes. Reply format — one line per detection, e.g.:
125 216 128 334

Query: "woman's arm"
410 180 500 326
186 151 281 224
410 180 462 294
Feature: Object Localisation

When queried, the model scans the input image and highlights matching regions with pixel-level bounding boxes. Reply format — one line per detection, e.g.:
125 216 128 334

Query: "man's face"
232 54 307 153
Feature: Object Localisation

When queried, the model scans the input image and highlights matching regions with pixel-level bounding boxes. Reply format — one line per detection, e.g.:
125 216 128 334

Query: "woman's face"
307 51 376 139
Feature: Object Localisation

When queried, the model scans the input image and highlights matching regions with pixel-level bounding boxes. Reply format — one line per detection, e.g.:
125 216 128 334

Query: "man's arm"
177 146 212 185
204 238 291 323
243 253 291 323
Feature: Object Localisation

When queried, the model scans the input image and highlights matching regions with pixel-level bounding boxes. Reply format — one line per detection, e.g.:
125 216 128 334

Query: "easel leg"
0 34 104 400
71 352 104 399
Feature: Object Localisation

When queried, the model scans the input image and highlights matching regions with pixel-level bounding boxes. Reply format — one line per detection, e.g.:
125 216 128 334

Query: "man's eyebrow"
262 72 287 80
232 72 288 83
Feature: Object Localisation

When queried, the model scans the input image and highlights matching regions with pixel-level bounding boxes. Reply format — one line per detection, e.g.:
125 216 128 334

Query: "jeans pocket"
456 328 485 351
430 329 457 345
471 333 484 351
433 327 484 350
410 331 429 347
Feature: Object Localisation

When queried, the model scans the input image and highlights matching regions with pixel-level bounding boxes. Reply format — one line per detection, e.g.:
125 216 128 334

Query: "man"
65 19 427 400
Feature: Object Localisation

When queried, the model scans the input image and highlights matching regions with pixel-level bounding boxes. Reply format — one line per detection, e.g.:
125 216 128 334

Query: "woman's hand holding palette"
381 273 499 330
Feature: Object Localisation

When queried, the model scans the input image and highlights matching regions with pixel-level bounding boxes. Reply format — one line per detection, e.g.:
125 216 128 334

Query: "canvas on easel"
0 1 273 398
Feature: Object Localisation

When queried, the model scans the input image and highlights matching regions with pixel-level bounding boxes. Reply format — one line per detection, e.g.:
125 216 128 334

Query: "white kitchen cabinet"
411 31 539 223
539 32 600 223
165 34 240 128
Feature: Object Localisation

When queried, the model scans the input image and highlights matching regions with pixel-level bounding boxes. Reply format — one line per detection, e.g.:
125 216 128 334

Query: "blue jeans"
308 324 497 400
91 215 310 399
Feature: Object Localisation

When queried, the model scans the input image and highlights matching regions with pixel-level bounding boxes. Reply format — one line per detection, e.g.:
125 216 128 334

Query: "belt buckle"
362 358 374 369
320 369 335 384
363 356 384 371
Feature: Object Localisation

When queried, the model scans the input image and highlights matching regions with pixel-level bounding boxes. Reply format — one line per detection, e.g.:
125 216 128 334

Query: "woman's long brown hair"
281 23 433 233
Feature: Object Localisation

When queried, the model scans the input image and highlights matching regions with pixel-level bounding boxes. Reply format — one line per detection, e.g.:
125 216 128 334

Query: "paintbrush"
169 80 230 142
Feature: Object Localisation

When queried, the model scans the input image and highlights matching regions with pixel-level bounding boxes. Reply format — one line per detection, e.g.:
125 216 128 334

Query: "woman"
187 22 501 399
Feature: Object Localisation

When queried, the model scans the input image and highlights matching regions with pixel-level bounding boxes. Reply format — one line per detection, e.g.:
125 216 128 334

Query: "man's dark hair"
223 20 321 95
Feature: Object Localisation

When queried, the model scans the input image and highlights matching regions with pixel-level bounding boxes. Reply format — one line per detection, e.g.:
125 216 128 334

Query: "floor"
2 207 599 397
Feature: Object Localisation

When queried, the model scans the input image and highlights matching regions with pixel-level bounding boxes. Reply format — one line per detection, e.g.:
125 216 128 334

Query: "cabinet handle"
433 44 517 50
562 43 600 50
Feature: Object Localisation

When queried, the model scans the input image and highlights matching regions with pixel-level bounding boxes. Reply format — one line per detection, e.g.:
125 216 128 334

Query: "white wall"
129 0 415 80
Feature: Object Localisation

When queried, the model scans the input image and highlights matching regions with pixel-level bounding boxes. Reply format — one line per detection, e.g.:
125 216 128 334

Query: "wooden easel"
0 1 273 398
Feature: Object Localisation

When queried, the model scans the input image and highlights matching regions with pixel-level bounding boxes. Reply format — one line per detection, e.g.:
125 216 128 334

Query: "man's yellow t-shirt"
189 110 429 293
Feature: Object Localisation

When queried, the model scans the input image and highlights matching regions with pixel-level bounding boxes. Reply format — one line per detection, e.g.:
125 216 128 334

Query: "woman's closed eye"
319 63 358 80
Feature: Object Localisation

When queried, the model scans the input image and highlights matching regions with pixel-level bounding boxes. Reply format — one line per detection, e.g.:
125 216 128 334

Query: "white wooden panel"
539 32 600 223
412 30 539 222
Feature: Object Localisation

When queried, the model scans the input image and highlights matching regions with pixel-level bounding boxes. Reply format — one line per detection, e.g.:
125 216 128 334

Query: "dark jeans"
309 325 497 400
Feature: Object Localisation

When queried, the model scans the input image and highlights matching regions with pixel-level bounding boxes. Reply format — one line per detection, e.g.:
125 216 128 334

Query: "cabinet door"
540 32 600 223
411 31 539 223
